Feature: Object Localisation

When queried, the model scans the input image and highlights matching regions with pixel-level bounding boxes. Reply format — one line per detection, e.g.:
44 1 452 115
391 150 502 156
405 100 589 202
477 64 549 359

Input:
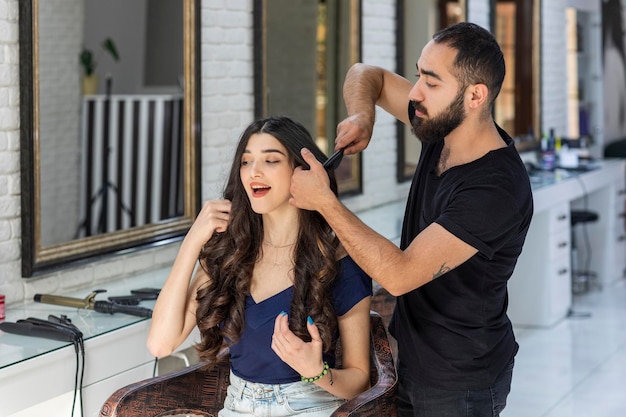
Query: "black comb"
323 148 345 171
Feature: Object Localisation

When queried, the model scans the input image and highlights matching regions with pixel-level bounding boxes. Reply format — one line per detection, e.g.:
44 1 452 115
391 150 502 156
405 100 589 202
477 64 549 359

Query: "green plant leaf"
102 38 120 61
80 49 95 75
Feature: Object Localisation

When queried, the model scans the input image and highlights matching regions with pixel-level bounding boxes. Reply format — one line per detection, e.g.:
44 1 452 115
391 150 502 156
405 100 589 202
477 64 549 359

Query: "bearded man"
289 22 534 417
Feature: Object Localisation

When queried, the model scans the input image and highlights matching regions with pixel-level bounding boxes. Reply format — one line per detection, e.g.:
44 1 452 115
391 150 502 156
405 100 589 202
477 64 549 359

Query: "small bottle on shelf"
540 128 557 170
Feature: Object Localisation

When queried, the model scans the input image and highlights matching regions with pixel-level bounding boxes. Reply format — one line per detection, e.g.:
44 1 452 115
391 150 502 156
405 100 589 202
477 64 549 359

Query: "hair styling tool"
33 289 153 318
0 315 86 416
48 314 85 417
108 292 159 305
130 287 161 295
21 317 82 340
0 320 78 342
48 314 83 337
323 147 345 171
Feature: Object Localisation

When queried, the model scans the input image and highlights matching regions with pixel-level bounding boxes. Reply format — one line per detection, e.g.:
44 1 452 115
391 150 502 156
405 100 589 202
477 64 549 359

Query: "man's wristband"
301 362 330 383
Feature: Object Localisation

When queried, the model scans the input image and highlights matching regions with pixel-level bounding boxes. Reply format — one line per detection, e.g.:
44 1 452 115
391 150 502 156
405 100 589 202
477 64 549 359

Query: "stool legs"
571 218 600 294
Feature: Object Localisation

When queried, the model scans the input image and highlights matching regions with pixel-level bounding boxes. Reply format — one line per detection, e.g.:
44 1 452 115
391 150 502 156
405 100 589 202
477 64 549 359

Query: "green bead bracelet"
301 362 329 383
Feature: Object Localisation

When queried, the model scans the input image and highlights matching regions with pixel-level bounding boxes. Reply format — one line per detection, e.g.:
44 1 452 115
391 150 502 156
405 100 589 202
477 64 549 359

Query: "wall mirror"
492 0 541 141
396 0 541 180
253 0 362 195
396 0 467 182
19 0 200 277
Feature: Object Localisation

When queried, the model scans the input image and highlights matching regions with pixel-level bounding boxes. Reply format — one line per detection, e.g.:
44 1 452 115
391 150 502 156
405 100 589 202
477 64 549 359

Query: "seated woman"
147 115 372 416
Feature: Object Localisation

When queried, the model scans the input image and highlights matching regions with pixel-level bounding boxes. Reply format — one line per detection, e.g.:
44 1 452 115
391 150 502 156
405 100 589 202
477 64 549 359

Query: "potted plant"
80 37 120 94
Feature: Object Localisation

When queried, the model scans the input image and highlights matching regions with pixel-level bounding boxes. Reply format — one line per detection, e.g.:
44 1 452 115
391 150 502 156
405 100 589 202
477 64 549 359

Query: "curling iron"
34 289 153 318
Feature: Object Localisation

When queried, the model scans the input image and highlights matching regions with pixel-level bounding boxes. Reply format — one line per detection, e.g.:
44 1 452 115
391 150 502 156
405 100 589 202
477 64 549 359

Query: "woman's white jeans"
218 370 345 417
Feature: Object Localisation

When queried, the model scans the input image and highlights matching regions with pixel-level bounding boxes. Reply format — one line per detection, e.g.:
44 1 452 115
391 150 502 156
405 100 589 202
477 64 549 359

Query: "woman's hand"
271 312 325 379
186 199 232 248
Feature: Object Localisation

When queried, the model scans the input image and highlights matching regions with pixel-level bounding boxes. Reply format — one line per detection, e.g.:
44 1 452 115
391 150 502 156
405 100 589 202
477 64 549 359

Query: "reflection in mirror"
254 0 362 194
19 0 200 277
493 0 540 138
438 0 466 29
397 0 467 181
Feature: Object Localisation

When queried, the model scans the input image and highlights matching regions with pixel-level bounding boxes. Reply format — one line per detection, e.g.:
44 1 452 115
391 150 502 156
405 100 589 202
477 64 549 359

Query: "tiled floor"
503 278 626 417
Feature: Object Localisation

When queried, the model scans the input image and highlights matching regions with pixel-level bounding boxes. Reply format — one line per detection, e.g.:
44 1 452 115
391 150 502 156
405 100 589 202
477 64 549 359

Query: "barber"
289 22 533 417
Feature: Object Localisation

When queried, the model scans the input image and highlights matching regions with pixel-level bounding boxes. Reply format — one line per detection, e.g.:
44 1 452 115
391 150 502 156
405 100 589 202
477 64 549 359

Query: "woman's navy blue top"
228 255 372 384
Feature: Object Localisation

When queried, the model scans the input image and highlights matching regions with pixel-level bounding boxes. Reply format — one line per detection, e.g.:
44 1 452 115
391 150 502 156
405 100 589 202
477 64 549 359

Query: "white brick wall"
0 0 579 306
201 0 254 201
0 0 22 304
541 0 569 137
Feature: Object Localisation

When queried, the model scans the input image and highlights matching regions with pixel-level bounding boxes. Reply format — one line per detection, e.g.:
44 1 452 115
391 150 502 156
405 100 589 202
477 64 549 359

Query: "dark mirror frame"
19 0 201 277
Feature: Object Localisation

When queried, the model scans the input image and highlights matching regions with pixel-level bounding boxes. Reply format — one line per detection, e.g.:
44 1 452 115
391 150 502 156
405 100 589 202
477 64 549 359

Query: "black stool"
570 210 599 294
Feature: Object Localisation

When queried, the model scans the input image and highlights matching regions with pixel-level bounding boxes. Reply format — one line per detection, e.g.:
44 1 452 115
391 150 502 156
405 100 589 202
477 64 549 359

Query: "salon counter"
0 269 200 417
507 158 626 327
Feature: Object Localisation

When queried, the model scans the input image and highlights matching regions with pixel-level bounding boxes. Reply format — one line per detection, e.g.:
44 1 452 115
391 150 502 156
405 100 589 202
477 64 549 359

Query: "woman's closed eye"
241 158 283 166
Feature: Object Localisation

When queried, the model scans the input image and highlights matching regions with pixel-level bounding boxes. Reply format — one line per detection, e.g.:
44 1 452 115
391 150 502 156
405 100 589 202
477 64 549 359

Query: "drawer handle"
558 268 568 275
619 189 626 196
557 214 567 221
619 235 626 242
558 241 568 248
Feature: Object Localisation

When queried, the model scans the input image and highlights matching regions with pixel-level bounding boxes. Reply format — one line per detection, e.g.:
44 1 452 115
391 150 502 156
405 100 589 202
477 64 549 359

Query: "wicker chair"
99 311 397 417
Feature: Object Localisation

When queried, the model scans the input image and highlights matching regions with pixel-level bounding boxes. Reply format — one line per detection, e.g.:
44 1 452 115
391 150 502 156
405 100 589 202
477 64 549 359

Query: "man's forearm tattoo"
432 264 451 280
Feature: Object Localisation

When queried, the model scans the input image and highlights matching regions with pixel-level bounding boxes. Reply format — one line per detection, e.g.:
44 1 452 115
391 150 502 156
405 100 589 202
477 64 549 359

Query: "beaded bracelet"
301 362 330 383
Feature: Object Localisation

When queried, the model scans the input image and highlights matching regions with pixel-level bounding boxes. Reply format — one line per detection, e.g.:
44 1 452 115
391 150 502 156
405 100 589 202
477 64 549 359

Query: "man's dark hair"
433 22 505 110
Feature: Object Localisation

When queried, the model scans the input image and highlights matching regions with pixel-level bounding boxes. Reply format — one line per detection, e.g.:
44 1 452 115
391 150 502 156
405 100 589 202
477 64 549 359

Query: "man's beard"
409 91 466 143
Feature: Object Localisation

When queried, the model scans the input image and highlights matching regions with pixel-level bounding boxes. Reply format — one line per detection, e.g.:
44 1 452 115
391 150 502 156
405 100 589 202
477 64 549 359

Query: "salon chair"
604 138 626 158
99 311 398 417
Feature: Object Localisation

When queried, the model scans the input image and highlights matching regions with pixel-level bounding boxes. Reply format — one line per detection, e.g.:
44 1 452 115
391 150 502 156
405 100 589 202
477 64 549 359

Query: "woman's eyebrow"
263 149 287 155
243 148 287 156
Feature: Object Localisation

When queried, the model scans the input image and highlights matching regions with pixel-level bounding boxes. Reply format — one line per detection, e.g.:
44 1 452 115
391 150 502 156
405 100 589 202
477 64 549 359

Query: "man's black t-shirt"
389 126 533 390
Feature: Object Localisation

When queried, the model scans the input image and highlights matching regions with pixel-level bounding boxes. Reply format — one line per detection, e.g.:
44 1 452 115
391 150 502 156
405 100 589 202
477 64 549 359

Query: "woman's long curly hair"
195 115 340 364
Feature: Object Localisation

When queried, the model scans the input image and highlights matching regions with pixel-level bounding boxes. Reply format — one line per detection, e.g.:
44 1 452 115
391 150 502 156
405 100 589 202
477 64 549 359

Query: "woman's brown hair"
195 115 340 364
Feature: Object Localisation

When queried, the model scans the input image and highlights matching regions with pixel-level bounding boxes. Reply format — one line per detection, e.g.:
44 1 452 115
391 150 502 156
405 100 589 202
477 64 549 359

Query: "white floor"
503 278 626 417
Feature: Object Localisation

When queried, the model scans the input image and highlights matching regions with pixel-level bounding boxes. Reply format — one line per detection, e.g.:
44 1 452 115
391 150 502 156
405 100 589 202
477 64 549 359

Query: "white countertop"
1 267 171 371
